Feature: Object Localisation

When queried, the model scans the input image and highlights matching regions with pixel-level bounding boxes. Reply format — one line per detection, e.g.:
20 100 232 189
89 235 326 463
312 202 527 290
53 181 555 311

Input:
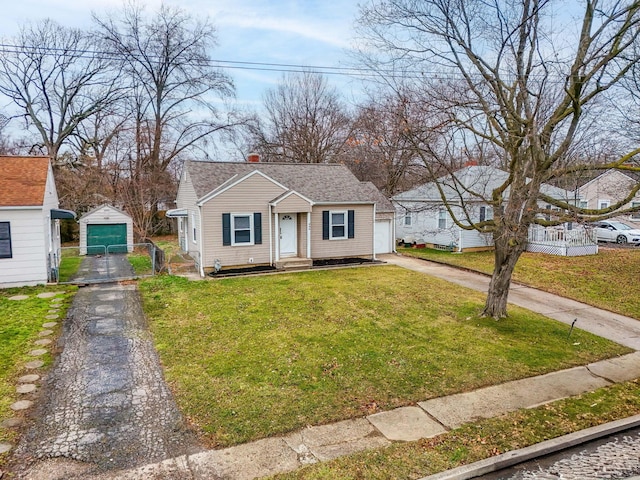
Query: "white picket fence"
527 225 598 256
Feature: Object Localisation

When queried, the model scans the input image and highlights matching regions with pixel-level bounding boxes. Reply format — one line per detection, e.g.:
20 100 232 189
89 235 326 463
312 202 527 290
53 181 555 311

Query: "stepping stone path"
10 400 33 411
1 418 23 428
16 384 36 394
28 349 47 357
36 292 58 299
25 360 44 369
0 293 65 461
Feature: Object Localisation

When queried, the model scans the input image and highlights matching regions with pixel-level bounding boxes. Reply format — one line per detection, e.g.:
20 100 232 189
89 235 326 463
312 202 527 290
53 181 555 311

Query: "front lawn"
138 266 629 448
399 247 640 319
0 286 74 452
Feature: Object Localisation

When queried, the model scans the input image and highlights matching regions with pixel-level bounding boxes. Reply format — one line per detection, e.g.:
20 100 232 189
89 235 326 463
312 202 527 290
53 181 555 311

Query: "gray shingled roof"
186 160 394 211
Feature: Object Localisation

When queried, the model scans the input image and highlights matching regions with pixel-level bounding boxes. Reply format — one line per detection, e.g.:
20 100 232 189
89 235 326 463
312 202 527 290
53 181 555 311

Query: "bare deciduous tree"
0 19 120 161
94 2 236 237
251 71 351 163
344 93 429 196
358 0 640 318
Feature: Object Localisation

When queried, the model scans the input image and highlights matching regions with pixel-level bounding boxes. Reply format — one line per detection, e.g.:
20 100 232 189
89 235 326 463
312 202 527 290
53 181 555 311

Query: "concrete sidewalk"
84 254 640 480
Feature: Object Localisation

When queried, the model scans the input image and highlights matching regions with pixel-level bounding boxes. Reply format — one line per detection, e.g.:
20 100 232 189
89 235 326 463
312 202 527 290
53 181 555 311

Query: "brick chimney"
247 153 260 163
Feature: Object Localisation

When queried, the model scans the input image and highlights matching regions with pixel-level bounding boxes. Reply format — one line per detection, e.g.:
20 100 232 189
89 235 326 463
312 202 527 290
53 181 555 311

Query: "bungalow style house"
574 169 640 226
0 156 75 287
393 165 582 253
168 159 395 276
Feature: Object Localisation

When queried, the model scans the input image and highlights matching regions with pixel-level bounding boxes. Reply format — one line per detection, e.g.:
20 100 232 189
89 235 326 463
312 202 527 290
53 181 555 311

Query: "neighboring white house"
393 165 579 253
0 156 75 287
79 204 134 255
575 169 640 227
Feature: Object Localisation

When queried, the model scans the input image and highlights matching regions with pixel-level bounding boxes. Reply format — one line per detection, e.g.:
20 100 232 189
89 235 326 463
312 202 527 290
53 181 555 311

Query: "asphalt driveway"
14 261 201 476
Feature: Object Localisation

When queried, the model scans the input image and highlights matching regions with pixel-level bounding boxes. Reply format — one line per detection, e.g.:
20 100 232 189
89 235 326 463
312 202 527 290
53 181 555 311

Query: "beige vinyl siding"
175 170 200 258
297 212 308 255
310 204 374 259
272 193 312 213
579 170 640 213
201 174 286 268
0 209 48 287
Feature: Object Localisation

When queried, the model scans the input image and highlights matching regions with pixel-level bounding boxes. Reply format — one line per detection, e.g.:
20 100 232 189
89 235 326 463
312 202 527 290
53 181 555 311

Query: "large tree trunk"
482 225 528 319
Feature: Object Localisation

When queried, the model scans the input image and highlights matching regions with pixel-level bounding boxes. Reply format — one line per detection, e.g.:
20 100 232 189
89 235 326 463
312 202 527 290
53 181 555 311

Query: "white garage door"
374 220 392 254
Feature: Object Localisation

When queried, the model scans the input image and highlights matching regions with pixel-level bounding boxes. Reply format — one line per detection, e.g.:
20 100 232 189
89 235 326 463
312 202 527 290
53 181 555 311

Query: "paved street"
479 427 640 479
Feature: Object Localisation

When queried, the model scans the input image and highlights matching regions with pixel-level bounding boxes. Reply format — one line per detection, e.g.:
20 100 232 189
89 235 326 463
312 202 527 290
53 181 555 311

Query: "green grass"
57 256 82 282
138 266 629 448
0 286 75 457
128 252 153 274
272 379 640 479
399 247 640 319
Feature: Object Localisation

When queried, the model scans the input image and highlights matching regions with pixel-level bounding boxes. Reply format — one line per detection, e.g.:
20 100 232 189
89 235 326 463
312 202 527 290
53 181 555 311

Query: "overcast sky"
0 0 363 109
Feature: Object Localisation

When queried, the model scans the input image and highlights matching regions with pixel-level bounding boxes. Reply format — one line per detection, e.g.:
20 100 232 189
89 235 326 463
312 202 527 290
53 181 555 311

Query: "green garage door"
87 224 127 255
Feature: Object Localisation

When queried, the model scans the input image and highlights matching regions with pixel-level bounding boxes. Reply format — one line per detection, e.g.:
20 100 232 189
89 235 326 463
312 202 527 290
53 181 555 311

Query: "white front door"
279 214 297 257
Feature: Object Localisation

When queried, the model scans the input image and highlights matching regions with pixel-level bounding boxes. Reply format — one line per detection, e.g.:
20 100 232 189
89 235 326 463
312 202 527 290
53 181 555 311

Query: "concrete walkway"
379 253 640 350
14 254 640 480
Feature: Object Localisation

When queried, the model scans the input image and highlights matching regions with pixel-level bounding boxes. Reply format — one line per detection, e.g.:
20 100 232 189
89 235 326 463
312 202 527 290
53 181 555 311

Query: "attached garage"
79 205 133 255
374 218 394 254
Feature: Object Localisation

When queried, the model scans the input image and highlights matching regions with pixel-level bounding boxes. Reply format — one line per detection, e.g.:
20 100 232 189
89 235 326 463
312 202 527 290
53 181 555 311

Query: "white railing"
528 225 596 246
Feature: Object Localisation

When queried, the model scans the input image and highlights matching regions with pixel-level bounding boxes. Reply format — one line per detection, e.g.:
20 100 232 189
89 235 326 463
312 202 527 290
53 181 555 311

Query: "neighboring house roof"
0 156 51 207
575 168 640 190
393 165 572 203
185 160 391 207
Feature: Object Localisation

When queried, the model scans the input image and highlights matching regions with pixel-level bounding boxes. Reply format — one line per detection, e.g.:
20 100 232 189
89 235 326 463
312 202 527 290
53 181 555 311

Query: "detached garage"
79 205 133 255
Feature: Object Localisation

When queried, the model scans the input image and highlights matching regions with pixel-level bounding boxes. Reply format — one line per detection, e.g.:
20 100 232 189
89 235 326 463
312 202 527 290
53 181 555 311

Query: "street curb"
419 414 640 480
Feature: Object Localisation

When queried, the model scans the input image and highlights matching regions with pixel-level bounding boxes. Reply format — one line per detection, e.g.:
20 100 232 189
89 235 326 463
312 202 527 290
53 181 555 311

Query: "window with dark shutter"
322 211 330 240
322 210 355 240
0 222 12 259
254 212 262 244
347 210 355 239
222 214 231 246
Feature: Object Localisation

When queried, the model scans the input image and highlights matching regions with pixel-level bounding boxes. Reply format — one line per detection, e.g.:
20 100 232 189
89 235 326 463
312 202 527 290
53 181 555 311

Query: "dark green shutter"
0 222 12 259
254 212 262 244
222 213 231 246
347 210 355 238
322 211 329 240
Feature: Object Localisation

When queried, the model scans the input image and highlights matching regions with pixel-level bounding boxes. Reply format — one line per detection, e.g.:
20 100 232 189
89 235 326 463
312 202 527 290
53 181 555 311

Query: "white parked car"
592 220 640 245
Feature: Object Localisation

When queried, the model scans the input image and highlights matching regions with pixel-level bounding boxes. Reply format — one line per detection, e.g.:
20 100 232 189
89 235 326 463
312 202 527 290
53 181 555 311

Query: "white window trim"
579 200 588 209
191 213 197 244
631 201 640 220
598 199 610 210
231 213 254 246
404 212 412 226
438 209 447 229
329 210 347 240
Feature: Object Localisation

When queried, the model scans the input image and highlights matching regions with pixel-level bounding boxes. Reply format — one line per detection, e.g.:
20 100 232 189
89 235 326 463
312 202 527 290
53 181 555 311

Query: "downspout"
392 210 397 253
198 205 205 277
372 204 377 261
268 204 273 266
458 225 463 253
